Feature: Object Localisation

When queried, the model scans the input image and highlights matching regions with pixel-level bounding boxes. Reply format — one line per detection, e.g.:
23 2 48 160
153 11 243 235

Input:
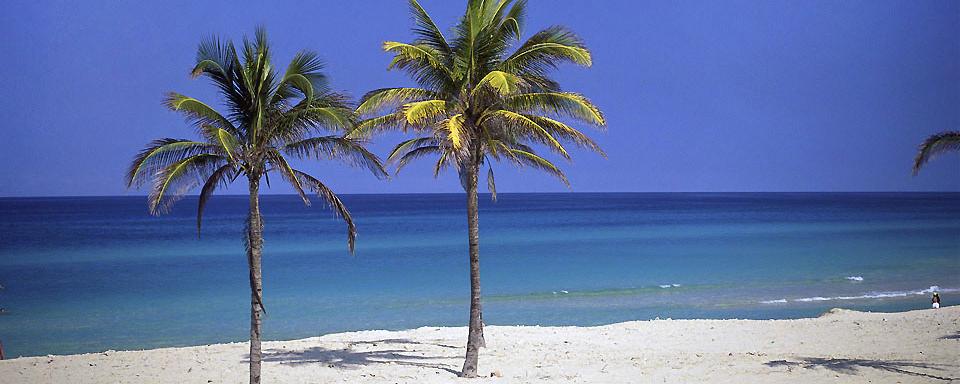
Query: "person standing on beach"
932 293 941 309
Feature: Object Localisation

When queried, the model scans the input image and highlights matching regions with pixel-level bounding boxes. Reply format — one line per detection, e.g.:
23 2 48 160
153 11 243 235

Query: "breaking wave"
761 285 958 304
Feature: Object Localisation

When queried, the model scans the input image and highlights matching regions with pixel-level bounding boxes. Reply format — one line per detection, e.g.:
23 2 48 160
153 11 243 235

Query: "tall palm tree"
913 131 960 175
351 0 605 377
126 28 386 384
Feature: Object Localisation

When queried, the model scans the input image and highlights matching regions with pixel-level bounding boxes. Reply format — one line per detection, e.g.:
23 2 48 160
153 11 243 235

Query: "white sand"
2 307 958 383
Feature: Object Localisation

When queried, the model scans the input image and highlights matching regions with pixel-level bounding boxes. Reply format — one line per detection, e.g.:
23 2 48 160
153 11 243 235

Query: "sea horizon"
2 191 959 199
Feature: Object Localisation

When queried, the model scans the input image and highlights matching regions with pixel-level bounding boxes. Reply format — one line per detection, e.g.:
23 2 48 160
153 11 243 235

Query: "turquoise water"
0 193 957 357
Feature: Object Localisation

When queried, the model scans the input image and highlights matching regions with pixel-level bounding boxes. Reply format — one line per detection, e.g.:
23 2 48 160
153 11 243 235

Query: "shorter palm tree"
126 28 386 384
913 131 960 175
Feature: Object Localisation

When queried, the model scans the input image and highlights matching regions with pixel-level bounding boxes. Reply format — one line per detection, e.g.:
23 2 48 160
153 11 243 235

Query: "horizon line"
2 190 959 199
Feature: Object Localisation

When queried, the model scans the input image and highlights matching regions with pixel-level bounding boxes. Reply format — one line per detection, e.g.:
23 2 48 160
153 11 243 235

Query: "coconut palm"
351 0 605 376
913 131 960 175
126 28 386 384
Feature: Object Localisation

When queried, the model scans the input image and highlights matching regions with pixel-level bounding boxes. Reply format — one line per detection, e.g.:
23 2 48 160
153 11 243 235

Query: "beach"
2 306 957 383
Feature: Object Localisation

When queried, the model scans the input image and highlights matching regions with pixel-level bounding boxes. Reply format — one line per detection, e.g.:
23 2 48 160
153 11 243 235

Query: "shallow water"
0 192 957 357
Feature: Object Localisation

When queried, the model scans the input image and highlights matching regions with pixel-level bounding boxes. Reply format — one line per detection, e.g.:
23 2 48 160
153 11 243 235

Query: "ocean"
0 193 957 357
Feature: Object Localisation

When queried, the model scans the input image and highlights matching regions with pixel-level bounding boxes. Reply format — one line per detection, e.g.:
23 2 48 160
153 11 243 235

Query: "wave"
760 299 788 304
659 284 681 289
846 276 864 282
761 285 959 304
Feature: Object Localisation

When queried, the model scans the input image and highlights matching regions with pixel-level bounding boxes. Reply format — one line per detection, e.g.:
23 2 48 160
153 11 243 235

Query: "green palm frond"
408 0 452 55
501 25 592 74
272 50 328 104
148 154 227 215
526 115 605 156
197 164 237 236
482 109 569 159
504 92 605 126
913 131 960 175
443 114 466 149
164 93 239 135
387 137 440 161
349 112 409 139
356 87 439 116
473 70 524 96
283 136 388 179
504 148 569 186
403 99 450 125
266 150 310 205
395 145 443 172
291 169 357 253
127 139 218 188
487 165 497 201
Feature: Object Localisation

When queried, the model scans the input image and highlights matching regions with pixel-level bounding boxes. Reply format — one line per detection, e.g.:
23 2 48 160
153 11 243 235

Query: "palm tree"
913 131 960 175
126 28 386 384
351 0 605 377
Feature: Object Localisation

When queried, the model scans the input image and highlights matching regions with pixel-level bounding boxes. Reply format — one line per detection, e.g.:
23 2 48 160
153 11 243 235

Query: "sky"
1 0 957 197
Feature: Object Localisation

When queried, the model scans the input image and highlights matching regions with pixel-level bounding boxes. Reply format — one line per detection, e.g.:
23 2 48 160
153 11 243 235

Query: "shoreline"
2 306 957 383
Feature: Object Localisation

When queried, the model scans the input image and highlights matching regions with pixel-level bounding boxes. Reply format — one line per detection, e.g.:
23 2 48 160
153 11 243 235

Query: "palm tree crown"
913 131 960 175
127 28 386 249
352 0 606 192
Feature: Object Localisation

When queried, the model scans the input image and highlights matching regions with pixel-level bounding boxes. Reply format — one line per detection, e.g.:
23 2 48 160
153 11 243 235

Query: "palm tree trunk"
461 159 483 378
247 176 264 384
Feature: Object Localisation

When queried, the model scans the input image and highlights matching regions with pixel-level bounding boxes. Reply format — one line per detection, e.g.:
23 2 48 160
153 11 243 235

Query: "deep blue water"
0 193 958 357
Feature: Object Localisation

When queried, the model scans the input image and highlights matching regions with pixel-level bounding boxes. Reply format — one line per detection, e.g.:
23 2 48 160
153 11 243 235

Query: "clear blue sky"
1 0 957 196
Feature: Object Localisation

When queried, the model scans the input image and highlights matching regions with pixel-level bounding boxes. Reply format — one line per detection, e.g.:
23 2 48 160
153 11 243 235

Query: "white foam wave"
760 299 788 304
658 284 681 289
846 276 864 282
761 286 958 304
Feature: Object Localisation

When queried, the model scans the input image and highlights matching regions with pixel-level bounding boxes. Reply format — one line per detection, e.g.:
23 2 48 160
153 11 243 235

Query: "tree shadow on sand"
346 338 460 350
939 331 960 340
765 357 957 381
255 339 461 375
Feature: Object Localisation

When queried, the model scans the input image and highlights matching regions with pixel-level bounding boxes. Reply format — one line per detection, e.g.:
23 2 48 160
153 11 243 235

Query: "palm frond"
197 164 236 236
526 115 605 156
504 148 569 186
283 136 388 179
504 92 605 126
266 150 310 205
384 41 453 89
914 131 960 175
148 154 227 215
434 149 454 177
443 114 466 149
481 109 569 159
403 99 449 125
408 0 452 55
291 169 357 253
349 112 409 139
487 165 497 201
164 93 239 135
272 50 327 104
387 137 440 161
127 139 217 187
473 70 524 96
356 87 439 116
501 26 591 75
394 145 442 172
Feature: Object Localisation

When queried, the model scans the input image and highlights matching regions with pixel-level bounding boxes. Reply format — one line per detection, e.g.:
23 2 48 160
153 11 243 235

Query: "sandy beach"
1 306 957 383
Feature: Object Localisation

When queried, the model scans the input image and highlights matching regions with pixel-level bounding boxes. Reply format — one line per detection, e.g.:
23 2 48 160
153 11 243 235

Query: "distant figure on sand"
932 292 941 309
